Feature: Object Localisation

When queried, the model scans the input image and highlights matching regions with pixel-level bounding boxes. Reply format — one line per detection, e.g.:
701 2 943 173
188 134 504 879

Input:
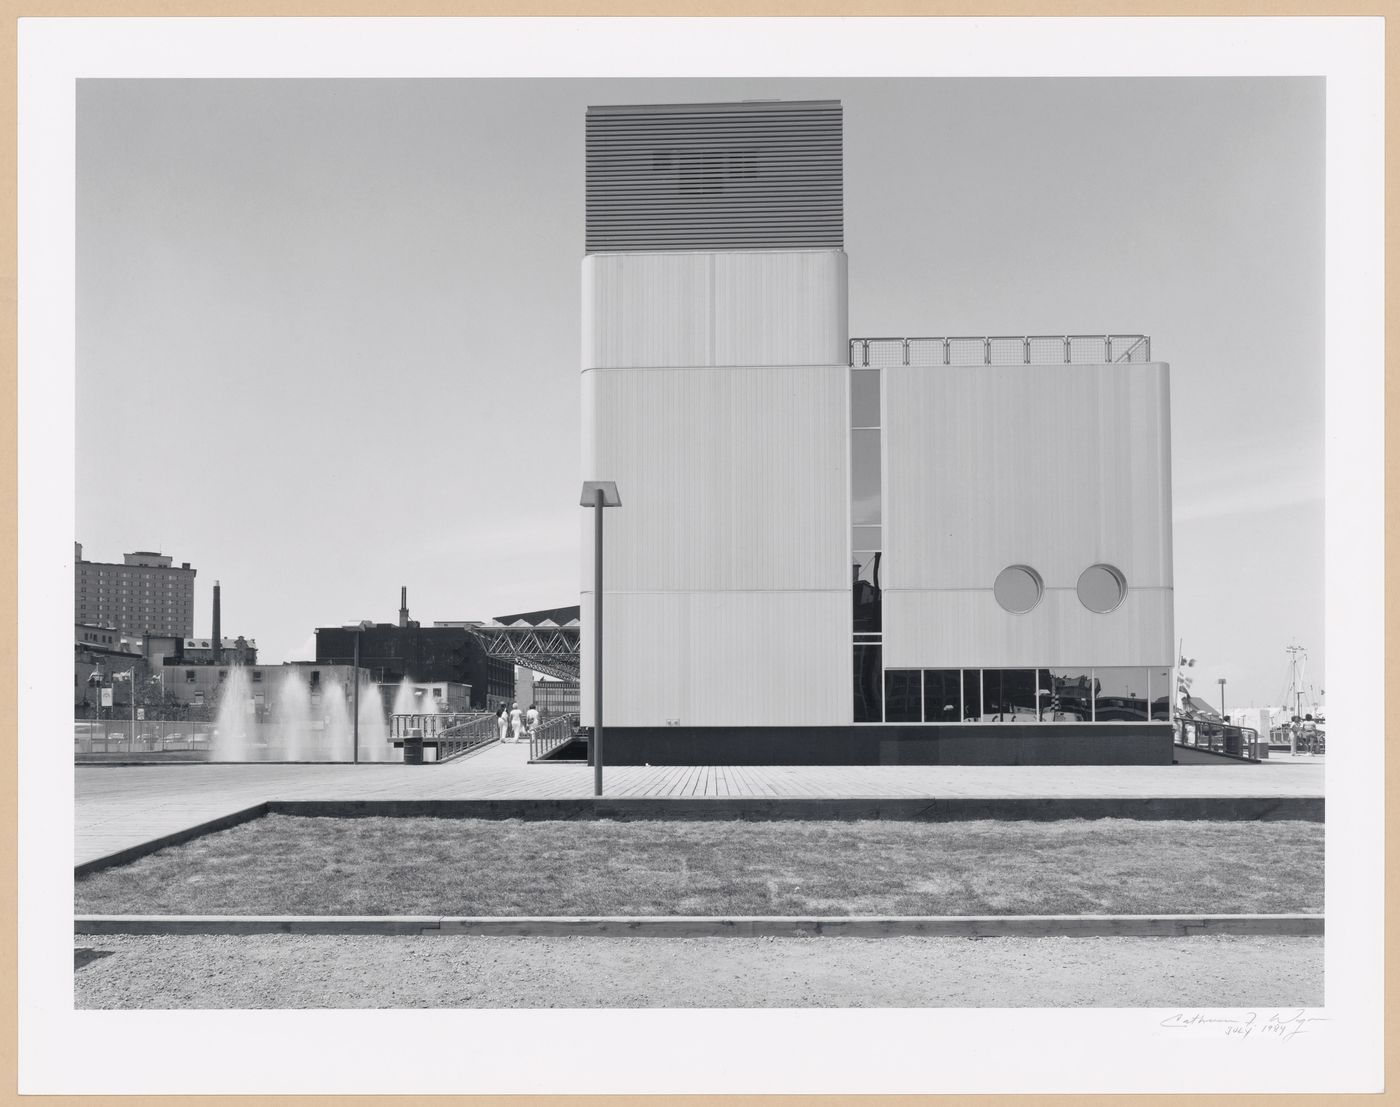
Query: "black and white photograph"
18 15 1384 1098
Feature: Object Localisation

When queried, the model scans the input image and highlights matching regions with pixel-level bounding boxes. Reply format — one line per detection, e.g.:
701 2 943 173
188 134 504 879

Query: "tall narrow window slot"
851 366 883 721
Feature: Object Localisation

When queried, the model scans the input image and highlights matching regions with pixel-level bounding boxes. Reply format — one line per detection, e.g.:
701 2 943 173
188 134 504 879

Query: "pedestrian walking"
495 705 508 743
508 702 523 742
525 702 540 739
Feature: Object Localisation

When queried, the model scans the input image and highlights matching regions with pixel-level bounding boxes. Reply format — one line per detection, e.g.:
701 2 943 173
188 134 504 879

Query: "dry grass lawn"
75 815 1322 917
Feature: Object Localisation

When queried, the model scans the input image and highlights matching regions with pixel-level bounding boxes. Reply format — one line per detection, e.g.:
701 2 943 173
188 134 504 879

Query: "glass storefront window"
1042 667 1093 722
853 644 883 723
982 669 1040 721
922 669 961 724
884 670 922 722
961 670 983 721
1093 667 1150 721
1149 668 1172 720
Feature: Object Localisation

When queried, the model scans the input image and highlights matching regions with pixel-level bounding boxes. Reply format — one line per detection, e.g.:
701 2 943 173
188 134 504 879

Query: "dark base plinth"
598 724 1174 766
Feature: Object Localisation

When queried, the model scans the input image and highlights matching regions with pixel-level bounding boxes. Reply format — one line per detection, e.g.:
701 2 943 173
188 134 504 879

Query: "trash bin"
404 727 425 765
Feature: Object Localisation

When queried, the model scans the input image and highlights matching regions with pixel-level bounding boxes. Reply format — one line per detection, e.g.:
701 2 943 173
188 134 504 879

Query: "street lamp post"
349 620 374 764
1217 677 1227 719
580 481 621 798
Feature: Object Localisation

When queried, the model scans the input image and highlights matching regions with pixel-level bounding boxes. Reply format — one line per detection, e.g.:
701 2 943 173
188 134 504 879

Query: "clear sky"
76 76 1324 709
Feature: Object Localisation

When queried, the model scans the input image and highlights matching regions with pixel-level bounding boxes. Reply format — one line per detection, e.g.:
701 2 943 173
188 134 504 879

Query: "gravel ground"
74 934 1322 1009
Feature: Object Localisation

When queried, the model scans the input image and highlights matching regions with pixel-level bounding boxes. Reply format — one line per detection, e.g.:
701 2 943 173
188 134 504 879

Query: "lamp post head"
579 481 622 507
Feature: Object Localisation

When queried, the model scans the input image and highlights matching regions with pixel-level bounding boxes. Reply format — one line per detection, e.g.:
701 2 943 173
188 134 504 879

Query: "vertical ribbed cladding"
585 100 843 253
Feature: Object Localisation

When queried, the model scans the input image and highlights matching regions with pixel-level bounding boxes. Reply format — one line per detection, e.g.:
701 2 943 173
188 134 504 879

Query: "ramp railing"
529 715 576 761
1175 718 1263 761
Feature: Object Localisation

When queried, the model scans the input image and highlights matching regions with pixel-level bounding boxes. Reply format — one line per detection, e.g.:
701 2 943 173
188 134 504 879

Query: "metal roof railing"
850 335 1151 368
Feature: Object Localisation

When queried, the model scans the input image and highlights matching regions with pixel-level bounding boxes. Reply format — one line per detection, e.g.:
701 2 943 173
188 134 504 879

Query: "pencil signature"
1160 1010 1329 1041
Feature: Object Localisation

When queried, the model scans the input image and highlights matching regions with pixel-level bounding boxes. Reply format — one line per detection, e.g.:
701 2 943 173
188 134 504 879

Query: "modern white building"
581 99 1173 764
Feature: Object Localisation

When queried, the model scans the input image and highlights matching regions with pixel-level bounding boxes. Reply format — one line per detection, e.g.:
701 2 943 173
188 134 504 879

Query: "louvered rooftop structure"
585 99 842 253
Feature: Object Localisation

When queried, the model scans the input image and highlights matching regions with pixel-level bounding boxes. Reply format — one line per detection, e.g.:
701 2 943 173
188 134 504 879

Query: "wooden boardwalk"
75 740 1324 868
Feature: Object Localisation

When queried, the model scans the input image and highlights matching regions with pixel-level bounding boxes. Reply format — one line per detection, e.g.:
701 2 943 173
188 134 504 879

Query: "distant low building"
74 624 147 711
533 678 579 718
182 635 258 666
314 624 511 709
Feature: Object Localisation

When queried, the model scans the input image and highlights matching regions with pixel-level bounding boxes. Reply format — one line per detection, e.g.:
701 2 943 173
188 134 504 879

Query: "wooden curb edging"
74 804 269 878
265 796 1325 822
74 913 1324 939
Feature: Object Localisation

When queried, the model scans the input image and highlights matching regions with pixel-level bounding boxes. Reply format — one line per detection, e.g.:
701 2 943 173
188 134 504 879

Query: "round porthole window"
1077 564 1126 613
993 565 1043 614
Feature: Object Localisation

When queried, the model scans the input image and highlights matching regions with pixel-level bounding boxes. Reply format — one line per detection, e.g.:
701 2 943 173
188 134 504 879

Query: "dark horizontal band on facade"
586 185 844 196
585 132 842 144
586 241 844 251
587 105 841 118
586 206 844 217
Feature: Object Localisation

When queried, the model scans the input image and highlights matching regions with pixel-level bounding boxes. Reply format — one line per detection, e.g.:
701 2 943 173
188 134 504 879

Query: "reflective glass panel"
982 669 1039 721
922 669 961 723
1149 668 1172 720
884 670 922 722
852 551 882 634
851 369 881 428
851 429 881 525
852 525 881 552
1093 667 1150 721
960 670 983 721
1043 667 1093 722
853 644 883 723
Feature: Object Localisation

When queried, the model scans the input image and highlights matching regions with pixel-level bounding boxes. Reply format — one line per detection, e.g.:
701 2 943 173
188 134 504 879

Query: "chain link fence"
75 719 215 754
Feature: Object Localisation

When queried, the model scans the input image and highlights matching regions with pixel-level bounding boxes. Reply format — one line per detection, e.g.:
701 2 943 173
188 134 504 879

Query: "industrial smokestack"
399 586 409 628
212 580 221 656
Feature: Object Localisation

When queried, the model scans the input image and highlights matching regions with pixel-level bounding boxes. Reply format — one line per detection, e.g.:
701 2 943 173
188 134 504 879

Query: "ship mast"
1285 643 1307 719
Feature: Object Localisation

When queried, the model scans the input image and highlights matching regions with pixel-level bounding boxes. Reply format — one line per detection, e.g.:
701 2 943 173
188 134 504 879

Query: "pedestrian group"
496 701 540 743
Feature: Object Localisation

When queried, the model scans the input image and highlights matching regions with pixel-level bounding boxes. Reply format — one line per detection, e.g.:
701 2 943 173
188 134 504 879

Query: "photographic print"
20 16 1384 1098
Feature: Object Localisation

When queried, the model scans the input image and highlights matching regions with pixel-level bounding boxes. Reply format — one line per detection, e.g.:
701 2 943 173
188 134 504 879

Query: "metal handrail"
389 712 485 740
529 716 576 761
430 714 500 762
1174 718 1262 761
850 334 1151 367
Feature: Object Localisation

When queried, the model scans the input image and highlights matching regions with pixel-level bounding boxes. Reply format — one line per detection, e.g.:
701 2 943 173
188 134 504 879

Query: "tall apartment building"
580 100 1174 765
74 542 196 638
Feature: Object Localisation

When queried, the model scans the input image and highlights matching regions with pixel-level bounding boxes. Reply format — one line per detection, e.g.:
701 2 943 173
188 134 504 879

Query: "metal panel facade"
882 589 1174 669
581 364 850 593
579 357 853 724
578 590 851 727
583 250 848 369
585 100 843 253
882 362 1174 668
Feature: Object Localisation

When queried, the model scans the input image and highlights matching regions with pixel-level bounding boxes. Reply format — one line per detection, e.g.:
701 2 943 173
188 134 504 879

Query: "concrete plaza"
75 740 1324 869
